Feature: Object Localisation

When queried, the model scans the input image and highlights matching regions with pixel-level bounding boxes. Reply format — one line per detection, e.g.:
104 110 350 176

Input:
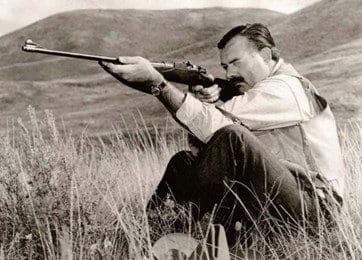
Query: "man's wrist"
154 81 186 114
151 79 168 96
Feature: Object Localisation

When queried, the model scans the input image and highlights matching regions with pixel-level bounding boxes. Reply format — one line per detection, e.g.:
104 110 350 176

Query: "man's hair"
217 23 279 61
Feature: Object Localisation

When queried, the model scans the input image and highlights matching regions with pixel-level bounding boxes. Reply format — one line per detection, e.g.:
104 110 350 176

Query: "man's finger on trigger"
204 89 220 100
204 84 220 93
200 85 218 95
191 85 204 92
118 56 143 64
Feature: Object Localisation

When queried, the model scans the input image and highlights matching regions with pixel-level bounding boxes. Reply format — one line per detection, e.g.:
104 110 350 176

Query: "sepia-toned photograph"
0 0 361 259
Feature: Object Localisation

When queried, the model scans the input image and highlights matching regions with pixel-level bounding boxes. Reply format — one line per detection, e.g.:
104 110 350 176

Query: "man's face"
220 36 271 92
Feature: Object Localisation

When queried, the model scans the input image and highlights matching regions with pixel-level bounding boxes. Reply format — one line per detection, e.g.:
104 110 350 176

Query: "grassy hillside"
0 112 361 259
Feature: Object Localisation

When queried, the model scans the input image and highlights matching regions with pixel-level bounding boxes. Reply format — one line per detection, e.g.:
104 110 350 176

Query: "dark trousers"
148 125 333 244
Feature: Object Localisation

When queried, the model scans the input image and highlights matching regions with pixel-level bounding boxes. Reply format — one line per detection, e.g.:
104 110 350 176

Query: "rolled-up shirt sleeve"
176 93 233 142
176 76 313 143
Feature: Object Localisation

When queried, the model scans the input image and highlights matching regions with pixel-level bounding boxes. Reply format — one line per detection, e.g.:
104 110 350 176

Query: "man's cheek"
243 73 254 87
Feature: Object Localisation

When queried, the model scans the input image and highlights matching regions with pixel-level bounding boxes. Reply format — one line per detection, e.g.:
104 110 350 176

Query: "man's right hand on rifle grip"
190 84 221 103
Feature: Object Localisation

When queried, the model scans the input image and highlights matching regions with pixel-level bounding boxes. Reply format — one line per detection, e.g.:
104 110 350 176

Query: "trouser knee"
147 150 198 209
209 124 253 145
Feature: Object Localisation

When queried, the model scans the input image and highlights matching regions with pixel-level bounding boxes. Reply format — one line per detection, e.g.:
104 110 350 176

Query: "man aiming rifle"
99 23 345 246
24 23 344 247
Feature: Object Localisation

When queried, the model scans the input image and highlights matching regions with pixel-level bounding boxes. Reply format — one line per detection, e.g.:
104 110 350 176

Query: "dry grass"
0 108 361 259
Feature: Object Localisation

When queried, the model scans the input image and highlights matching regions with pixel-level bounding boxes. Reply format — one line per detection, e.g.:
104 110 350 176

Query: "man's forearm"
156 81 235 143
156 82 186 116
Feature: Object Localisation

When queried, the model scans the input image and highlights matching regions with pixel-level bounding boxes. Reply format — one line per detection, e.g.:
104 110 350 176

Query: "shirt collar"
270 58 284 76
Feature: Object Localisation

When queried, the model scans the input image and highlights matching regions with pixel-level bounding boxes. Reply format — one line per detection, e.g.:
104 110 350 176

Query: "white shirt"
176 59 345 198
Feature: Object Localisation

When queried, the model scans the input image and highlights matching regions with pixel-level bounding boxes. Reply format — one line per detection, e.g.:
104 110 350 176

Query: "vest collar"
270 58 301 78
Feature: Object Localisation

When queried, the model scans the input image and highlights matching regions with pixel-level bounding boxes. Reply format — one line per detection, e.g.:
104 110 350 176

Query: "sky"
0 0 321 36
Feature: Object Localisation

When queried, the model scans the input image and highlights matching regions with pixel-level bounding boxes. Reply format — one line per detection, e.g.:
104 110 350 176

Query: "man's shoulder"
254 74 303 92
266 74 302 85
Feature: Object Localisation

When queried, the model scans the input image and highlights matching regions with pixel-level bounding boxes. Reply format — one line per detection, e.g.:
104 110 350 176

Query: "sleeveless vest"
217 73 344 204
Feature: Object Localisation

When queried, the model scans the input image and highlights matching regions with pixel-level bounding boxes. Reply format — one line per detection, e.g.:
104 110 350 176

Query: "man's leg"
147 125 320 246
147 150 199 210
194 124 318 244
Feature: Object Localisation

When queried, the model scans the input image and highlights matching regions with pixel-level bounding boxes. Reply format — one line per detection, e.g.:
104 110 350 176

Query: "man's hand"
190 84 221 103
99 56 164 94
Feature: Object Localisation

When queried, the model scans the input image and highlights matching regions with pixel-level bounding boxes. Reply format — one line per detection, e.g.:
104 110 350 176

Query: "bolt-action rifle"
22 40 240 101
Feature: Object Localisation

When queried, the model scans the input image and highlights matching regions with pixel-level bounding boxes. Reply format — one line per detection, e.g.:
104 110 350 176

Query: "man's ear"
260 47 272 63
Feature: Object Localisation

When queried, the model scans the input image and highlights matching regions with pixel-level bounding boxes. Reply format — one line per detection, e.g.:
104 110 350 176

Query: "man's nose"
225 67 237 80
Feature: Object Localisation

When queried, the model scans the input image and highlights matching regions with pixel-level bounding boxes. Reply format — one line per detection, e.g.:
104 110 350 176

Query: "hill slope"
295 36 362 120
271 0 362 61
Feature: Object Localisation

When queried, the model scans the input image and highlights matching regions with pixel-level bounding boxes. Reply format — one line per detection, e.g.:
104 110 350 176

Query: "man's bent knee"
208 124 255 145
168 150 195 167
215 124 248 135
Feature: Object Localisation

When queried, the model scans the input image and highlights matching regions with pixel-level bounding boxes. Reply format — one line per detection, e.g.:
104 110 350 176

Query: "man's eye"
232 60 242 66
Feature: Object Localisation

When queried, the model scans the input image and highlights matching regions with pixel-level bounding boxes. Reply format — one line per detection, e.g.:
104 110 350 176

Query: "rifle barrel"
22 44 118 63
22 41 175 69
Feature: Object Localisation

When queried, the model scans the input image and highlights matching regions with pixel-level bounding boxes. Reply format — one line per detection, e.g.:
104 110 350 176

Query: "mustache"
229 77 245 85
